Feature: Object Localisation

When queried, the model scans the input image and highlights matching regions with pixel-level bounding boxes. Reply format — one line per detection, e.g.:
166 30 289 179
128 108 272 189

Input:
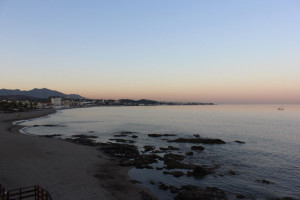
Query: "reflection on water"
20 105 300 199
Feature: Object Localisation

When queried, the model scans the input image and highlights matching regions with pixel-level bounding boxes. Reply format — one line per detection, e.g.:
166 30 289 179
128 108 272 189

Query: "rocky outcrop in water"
148 134 177 137
191 146 205 150
168 137 226 144
234 140 245 144
187 166 213 178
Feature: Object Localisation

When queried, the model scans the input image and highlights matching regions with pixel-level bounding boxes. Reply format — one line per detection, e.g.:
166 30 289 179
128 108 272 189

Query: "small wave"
19 127 34 136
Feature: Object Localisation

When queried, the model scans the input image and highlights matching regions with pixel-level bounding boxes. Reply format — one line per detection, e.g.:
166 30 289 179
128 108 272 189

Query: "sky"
0 0 299 104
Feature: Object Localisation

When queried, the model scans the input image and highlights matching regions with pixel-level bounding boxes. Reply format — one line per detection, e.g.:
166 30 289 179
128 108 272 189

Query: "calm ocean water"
19 105 300 199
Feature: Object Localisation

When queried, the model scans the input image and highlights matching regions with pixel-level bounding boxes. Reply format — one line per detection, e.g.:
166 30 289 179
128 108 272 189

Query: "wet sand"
0 110 155 200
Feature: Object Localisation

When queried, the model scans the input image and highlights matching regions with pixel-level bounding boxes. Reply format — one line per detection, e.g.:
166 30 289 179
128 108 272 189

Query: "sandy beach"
0 110 156 200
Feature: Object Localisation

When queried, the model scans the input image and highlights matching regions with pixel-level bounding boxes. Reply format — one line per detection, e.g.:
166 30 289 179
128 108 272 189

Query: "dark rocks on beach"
163 159 197 170
148 133 177 137
34 124 65 127
109 138 135 143
150 180 155 185
236 194 246 199
121 131 137 135
268 197 295 200
228 170 237 175
152 150 164 153
187 166 212 178
99 143 139 161
186 152 193 156
234 140 245 144
114 131 138 138
133 154 162 169
163 171 185 177
174 186 228 200
130 179 142 184
100 142 163 169
156 167 163 170
180 185 199 191
164 153 185 161
191 146 205 151
170 185 181 193
114 134 127 137
72 134 98 139
66 138 97 146
159 146 180 151
256 179 272 184
40 134 62 138
143 145 156 152
158 182 169 190
168 137 226 144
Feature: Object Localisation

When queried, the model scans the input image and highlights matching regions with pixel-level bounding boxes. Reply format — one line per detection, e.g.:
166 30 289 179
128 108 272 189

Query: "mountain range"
0 88 84 99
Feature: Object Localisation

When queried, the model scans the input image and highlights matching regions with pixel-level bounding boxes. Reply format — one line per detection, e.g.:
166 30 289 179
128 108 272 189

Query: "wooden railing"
0 184 52 200
0 184 6 200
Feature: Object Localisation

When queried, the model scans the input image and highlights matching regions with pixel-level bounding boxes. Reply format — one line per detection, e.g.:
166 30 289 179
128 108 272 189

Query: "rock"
150 180 155 185
257 179 272 184
180 185 199 191
187 166 212 178
163 171 185 177
175 186 228 200
143 145 156 152
66 138 97 146
234 140 245 144
130 179 142 184
159 146 180 151
186 152 193 156
191 146 205 151
228 170 237 175
158 182 169 190
148 134 176 137
131 135 138 138
152 150 164 153
40 134 62 138
109 138 135 143
164 160 197 170
268 197 295 200
133 154 163 169
120 131 136 135
114 134 126 137
169 138 226 144
99 143 139 164
156 167 163 170
72 134 98 139
236 194 246 199
170 185 181 193
42 124 65 127
164 153 185 161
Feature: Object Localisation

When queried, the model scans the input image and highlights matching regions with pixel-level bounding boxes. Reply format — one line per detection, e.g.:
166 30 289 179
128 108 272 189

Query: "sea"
18 105 300 200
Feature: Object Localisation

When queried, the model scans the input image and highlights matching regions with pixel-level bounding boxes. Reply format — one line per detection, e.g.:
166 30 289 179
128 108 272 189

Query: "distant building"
51 97 62 106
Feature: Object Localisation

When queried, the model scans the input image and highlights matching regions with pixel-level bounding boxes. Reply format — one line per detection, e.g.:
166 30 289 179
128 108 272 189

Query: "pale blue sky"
1 0 299 103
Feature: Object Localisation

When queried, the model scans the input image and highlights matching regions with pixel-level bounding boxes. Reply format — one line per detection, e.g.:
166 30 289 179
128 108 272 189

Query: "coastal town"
0 95 214 113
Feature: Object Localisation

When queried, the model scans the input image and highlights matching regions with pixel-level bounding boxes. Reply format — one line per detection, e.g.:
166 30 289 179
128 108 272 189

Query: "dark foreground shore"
0 110 156 200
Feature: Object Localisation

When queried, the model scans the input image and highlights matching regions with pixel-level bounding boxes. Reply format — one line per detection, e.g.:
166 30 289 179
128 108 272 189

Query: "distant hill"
118 99 158 105
0 88 84 99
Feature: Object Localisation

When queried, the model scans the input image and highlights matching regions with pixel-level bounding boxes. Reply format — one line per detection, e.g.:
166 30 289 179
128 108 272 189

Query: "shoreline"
0 109 156 200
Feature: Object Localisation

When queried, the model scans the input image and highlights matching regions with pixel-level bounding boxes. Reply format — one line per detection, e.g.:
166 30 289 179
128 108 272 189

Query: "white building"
51 97 62 106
